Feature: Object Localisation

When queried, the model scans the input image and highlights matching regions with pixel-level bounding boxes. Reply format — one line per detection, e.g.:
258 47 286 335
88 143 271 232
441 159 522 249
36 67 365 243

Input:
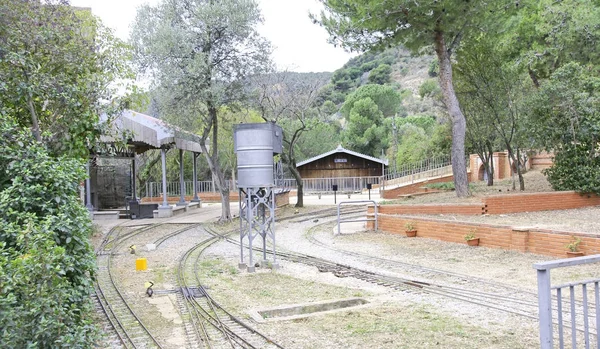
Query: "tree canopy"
314 0 517 197
0 0 131 158
131 0 272 221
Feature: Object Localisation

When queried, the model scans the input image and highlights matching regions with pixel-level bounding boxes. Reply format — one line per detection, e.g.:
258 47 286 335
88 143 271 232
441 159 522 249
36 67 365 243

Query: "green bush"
0 115 98 348
368 63 392 84
419 79 441 98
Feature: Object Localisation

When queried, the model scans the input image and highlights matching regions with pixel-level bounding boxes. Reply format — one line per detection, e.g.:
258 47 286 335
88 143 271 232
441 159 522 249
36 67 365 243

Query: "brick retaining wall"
374 191 600 216
367 214 600 258
375 204 484 215
482 191 600 214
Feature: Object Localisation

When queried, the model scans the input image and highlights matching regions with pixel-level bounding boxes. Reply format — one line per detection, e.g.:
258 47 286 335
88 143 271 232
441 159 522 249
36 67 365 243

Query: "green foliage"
419 79 441 99
395 124 431 166
428 60 439 77
368 64 392 85
0 115 97 347
316 0 515 54
321 100 339 116
389 117 450 169
566 236 582 252
295 121 342 161
341 84 401 118
544 145 600 194
528 63 600 194
464 230 477 241
506 0 600 84
425 182 455 191
0 0 132 158
395 116 437 133
342 97 389 156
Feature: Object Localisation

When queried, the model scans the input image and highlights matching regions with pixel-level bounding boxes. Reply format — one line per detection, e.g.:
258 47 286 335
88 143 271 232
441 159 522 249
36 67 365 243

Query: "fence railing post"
536 267 554 349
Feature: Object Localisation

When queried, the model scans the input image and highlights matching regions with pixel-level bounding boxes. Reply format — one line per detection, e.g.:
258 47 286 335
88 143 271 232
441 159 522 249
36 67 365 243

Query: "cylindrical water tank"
234 123 276 188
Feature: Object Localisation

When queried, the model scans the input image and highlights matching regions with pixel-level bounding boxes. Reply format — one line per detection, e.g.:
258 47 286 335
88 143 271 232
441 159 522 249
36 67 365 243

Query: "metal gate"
93 165 131 209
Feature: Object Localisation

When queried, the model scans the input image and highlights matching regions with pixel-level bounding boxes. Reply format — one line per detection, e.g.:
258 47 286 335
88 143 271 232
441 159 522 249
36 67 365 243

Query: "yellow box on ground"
136 258 147 271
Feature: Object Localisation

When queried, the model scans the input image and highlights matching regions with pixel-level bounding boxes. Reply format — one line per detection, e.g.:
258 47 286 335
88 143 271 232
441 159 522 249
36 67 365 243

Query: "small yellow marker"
136 258 147 271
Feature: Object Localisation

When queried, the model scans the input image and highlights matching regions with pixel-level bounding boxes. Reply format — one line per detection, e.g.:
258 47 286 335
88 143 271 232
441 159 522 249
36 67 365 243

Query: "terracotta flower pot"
405 230 417 237
566 251 585 258
466 238 480 246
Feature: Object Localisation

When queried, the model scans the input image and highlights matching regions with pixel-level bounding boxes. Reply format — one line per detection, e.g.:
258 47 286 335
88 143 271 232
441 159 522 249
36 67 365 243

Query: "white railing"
383 165 454 190
143 176 382 198
535 255 600 349
384 155 452 181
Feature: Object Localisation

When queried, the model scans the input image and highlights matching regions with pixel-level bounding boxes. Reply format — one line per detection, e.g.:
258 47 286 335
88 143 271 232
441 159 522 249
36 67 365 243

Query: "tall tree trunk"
282 151 303 207
486 141 494 186
506 144 525 191
434 30 470 197
528 67 540 88
27 96 42 142
516 147 525 191
201 105 231 222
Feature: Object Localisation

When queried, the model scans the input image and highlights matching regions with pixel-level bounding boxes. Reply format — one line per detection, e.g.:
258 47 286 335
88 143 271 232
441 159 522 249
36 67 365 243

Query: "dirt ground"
383 170 554 205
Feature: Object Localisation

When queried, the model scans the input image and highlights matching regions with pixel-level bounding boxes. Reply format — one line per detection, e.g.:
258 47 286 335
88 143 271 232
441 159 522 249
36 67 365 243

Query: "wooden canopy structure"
88 110 205 217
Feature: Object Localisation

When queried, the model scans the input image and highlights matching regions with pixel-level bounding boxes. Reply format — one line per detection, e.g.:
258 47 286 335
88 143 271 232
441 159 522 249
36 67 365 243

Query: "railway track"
294 214 599 335
219 209 592 324
95 224 165 349
176 227 284 349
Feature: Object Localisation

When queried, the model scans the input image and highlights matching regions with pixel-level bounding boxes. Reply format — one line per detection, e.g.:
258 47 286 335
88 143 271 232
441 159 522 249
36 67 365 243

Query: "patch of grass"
299 303 534 348
425 181 455 190
196 257 370 313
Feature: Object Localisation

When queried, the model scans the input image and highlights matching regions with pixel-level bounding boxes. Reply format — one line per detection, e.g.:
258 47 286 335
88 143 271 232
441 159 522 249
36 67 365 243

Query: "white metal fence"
144 176 381 198
535 255 600 349
383 155 452 181
383 165 454 190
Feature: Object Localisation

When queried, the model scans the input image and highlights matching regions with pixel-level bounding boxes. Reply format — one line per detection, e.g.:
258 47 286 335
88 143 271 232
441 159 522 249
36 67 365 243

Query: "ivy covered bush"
0 115 98 348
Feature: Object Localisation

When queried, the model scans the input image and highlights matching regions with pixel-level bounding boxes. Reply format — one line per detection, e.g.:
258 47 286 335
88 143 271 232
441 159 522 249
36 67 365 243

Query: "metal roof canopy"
296 144 388 168
99 110 204 154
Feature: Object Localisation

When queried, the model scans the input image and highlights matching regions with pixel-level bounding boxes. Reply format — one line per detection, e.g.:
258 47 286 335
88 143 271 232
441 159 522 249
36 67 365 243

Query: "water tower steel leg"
160 148 169 208
177 149 187 206
261 199 267 264
238 188 246 269
270 188 278 268
246 188 255 273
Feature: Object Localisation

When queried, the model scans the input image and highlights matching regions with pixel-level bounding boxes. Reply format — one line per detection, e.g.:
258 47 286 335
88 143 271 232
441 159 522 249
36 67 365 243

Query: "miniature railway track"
95 224 165 349
220 208 546 321
295 213 599 335
176 226 284 349
154 223 202 247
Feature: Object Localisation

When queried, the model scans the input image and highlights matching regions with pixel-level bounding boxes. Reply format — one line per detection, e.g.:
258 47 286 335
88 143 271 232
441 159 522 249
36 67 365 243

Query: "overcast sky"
70 0 355 73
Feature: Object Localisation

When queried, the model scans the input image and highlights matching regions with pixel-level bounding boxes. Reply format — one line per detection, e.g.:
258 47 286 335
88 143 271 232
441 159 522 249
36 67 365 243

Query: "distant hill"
316 46 442 120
